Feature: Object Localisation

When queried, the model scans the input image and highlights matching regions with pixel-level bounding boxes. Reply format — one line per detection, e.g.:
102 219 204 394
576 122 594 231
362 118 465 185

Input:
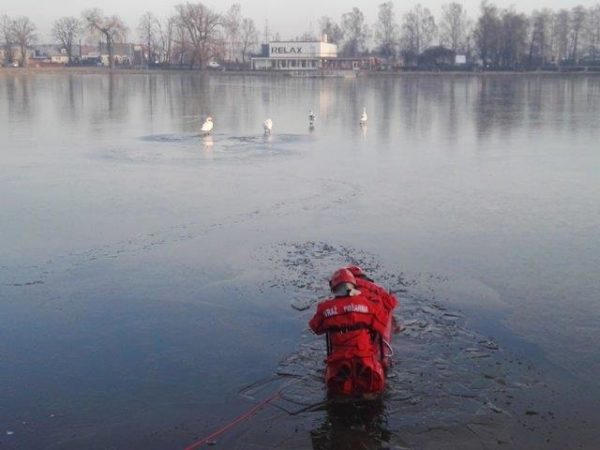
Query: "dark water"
1 72 599 449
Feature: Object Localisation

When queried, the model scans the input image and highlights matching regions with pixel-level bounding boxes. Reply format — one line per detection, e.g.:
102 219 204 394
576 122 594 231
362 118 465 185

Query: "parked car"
207 60 222 70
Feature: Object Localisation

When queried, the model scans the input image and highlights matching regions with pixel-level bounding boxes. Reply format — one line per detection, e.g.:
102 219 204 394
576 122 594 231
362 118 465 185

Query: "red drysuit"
309 292 392 396
355 277 398 312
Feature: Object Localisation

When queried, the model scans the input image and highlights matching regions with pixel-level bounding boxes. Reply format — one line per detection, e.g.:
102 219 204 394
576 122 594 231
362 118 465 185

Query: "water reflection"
2 75 33 121
66 74 82 118
202 135 214 154
263 132 274 144
311 400 393 450
360 124 368 138
2 73 597 143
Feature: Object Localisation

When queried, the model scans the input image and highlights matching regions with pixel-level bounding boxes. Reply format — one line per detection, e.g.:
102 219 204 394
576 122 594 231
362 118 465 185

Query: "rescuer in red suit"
309 268 389 336
309 269 391 396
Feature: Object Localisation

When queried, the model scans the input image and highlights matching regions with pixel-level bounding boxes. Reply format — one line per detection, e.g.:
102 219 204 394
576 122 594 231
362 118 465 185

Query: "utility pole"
264 19 270 44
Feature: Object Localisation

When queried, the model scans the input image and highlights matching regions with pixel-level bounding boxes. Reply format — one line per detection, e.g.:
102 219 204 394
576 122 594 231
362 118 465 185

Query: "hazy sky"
3 0 599 42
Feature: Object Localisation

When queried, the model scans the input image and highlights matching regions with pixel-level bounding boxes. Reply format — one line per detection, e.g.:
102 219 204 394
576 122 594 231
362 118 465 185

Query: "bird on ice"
263 118 273 134
360 107 368 126
201 116 213 135
308 110 316 126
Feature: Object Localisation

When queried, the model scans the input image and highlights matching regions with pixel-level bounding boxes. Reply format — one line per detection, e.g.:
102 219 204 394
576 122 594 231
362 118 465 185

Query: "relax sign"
270 46 304 55
266 42 337 59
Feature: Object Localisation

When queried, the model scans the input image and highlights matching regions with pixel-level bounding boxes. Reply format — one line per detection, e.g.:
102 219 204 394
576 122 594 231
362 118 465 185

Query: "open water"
1 71 599 449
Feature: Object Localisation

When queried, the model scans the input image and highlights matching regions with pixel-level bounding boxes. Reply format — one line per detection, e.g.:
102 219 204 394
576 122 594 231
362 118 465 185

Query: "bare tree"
172 18 189 68
340 7 370 57
319 16 343 44
474 1 502 67
440 2 470 52
374 1 399 58
175 2 222 69
52 17 82 64
11 17 36 67
83 9 127 68
138 11 159 66
499 8 528 69
552 9 570 62
401 4 437 54
157 16 175 65
240 17 258 65
569 6 587 62
1 15 16 65
528 9 552 67
224 3 241 62
586 5 600 60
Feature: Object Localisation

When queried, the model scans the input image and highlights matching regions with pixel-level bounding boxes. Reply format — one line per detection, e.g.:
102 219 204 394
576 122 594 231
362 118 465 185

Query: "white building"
251 39 375 72
252 40 338 71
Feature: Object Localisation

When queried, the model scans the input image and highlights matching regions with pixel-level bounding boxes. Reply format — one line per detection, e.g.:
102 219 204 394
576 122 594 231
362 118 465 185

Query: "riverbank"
2 65 600 77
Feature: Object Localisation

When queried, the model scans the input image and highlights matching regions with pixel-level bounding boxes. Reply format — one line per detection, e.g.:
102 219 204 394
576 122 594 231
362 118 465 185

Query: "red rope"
183 391 281 450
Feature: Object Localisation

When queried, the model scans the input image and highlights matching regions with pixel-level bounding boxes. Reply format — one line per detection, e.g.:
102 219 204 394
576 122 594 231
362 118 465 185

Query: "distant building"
31 45 69 65
95 43 136 66
251 38 374 72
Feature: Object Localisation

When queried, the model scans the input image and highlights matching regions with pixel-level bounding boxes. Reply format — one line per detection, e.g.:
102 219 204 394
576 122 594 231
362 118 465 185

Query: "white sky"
3 0 599 43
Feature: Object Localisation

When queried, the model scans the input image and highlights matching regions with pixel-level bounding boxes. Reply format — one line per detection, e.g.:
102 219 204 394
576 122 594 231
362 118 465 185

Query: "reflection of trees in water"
2 76 17 121
2 75 32 120
474 75 600 141
163 73 262 132
3 72 599 147
64 74 84 122
399 77 420 135
446 78 478 144
310 399 394 450
84 74 128 127
108 72 114 112
400 77 444 138
320 78 363 137
146 74 157 119
373 77 396 148
474 77 525 139
83 73 600 144
526 77 544 129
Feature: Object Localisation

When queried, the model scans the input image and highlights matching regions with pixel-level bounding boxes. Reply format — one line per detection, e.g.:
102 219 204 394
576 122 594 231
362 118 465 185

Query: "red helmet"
346 265 365 277
329 268 356 289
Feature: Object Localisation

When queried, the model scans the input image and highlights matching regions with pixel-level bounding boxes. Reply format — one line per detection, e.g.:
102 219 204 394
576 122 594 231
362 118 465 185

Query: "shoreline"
2 66 600 77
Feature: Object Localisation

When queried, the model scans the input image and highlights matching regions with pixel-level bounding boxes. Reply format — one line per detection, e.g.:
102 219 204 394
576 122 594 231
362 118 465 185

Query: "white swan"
201 116 213 135
263 118 273 134
360 107 368 126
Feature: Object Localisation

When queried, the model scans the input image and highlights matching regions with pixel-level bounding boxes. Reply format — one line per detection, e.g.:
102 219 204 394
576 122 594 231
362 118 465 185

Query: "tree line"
326 1 600 69
2 1 600 70
1 3 259 69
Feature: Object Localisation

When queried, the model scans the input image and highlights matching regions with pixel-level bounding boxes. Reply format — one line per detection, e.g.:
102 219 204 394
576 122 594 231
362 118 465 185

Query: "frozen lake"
1 71 599 449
